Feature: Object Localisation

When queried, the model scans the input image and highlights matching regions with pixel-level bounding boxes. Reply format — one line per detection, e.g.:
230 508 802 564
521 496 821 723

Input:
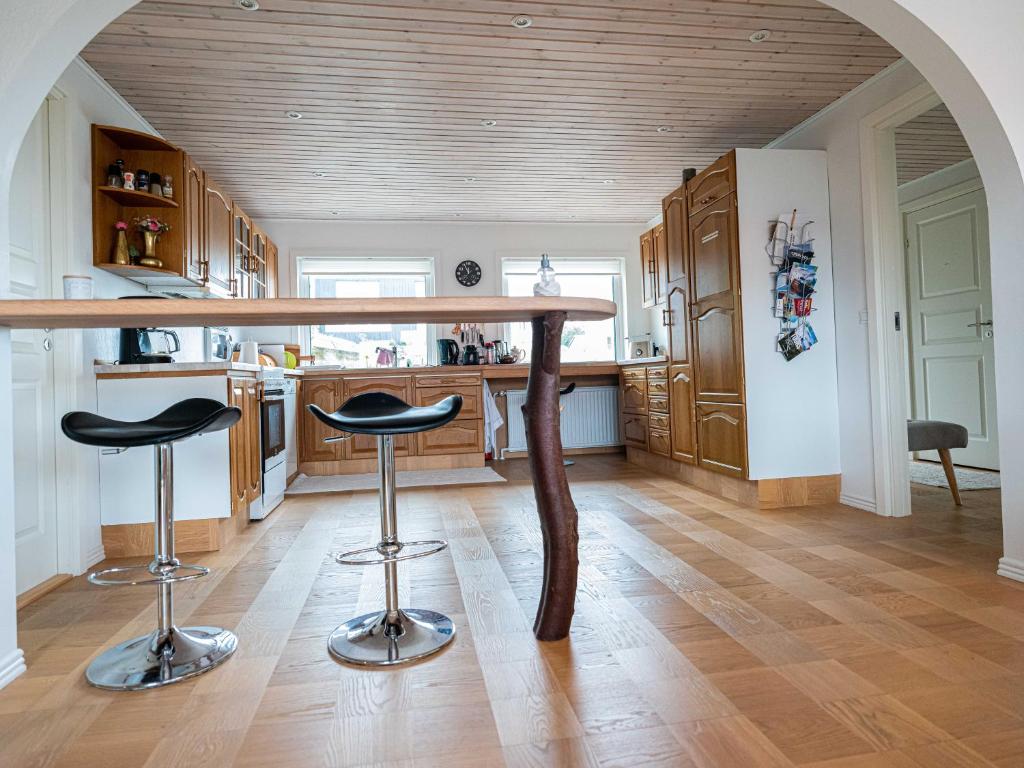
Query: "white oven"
255 373 294 519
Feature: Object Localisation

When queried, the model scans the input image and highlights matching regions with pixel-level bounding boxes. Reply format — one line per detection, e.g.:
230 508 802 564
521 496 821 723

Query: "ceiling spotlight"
463 176 477 182
285 110 303 119
748 29 771 43
480 119 497 128
656 125 673 133
511 15 533 29
329 210 342 216
312 170 326 178
235 0 259 10
602 179 615 185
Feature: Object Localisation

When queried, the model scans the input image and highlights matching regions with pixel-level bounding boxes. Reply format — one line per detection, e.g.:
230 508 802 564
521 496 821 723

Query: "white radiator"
503 385 621 454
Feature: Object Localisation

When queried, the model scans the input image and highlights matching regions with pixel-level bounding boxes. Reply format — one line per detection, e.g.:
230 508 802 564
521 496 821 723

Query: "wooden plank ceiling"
895 103 973 186
83 0 900 221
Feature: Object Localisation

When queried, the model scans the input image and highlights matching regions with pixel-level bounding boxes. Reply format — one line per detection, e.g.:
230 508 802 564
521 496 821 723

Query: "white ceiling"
83 0 900 222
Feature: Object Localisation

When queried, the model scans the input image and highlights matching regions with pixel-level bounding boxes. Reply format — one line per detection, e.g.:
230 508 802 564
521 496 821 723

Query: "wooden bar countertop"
0 296 616 329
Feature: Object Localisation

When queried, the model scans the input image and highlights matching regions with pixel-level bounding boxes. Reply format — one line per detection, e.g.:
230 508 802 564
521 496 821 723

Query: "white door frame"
859 83 943 518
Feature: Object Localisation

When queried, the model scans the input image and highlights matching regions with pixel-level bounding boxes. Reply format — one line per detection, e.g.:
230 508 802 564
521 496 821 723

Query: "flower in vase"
115 220 127 231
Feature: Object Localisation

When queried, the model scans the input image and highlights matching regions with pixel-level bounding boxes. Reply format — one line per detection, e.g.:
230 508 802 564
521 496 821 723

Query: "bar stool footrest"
88 563 209 587
335 539 447 566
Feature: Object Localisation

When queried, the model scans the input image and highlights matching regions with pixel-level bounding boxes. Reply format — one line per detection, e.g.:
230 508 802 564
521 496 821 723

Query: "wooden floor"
3 456 1022 767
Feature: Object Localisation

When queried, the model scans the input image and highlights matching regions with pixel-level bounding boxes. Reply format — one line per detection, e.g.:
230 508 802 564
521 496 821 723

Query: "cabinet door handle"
661 309 671 327
229 277 238 297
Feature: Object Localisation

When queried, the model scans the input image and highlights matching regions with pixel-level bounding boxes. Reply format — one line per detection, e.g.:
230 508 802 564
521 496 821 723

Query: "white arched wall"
0 0 1023 686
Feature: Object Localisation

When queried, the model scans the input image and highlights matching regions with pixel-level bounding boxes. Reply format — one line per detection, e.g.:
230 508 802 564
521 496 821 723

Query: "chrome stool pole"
85 441 238 690
327 432 455 666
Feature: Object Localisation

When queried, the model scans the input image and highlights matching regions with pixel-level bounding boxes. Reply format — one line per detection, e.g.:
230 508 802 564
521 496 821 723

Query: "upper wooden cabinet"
662 184 688 287
639 223 668 308
204 178 234 296
91 124 278 297
687 150 735 215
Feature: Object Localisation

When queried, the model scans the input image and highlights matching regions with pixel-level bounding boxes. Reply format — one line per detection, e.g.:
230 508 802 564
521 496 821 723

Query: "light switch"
858 310 869 325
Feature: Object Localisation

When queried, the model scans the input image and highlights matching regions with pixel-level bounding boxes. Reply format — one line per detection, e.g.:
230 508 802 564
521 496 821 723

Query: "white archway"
1 0 1023 686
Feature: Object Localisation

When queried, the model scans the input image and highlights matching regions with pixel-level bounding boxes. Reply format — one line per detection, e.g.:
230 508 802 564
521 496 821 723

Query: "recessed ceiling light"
329 210 342 216
602 179 615 185
285 110 303 119
749 29 771 43
480 119 497 128
235 0 259 10
454 213 463 217
463 176 477 182
312 170 326 178
656 125 673 133
511 15 533 29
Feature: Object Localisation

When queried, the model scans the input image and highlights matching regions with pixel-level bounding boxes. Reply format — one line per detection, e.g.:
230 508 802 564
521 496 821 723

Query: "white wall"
769 60 930 510
735 149 841 480
258 219 648 355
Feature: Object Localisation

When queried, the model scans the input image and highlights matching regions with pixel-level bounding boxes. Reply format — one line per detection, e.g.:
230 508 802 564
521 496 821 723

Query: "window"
297 256 435 367
502 257 624 362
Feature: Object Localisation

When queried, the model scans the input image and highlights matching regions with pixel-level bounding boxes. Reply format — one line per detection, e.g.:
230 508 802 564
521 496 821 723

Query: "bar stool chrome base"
328 608 454 667
86 625 238 691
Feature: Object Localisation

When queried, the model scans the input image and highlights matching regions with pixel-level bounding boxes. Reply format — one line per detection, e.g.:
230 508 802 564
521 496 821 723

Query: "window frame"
295 250 438 366
499 253 626 362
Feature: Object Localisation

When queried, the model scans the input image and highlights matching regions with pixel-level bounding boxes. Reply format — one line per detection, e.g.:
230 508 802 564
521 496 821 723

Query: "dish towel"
482 380 504 458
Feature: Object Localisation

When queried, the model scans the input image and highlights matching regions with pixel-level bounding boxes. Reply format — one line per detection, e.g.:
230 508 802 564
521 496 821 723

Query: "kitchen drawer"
649 429 671 457
623 414 648 450
646 365 668 380
649 396 669 414
649 412 671 431
647 378 669 397
687 152 736 215
622 379 647 414
417 420 483 455
415 372 482 388
622 366 647 381
415 385 481 420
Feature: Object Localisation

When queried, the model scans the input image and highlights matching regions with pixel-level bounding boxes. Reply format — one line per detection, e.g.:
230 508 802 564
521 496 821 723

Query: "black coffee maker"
119 327 181 364
461 344 480 365
437 338 460 366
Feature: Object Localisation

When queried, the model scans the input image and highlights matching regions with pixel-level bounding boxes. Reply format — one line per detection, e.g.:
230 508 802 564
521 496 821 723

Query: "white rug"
286 467 506 495
909 460 1001 491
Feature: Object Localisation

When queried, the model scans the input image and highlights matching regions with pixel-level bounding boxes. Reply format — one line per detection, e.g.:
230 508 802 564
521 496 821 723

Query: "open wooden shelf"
97 186 178 208
95 125 178 152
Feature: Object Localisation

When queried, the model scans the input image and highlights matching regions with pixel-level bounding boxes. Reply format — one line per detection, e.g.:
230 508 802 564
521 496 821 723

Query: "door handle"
661 309 671 327
42 337 52 351
967 321 993 327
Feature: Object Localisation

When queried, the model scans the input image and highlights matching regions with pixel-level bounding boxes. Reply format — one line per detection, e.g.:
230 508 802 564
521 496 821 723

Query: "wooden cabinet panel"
687 151 735 216
648 396 669 414
690 196 743 403
621 366 646 381
649 412 670 431
623 414 648 450
414 373 482 388
652 222 668 303
227 379 249 514
204 179 233 296
622 378 647 414
646 364 668 380
343 376 412 459
300 378 344 463
245 379 261 501
266 239 279 299
416 386 481 420
249 225 268 300
640 229 656 308
647 378 669 397
649 429 671 457
670 365 696 464
417 421 482 455
696 402 747 478
183 155 205 283
663 185 688 287
667 285 691 366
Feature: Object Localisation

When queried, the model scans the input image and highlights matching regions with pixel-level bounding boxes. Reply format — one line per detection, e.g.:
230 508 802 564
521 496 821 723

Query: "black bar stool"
308 391 462 666
61 398 241 690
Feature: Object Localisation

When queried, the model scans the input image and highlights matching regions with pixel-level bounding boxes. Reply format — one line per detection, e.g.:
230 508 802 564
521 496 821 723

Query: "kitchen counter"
297 361 620 378
94 361 266 377
617 356 668 366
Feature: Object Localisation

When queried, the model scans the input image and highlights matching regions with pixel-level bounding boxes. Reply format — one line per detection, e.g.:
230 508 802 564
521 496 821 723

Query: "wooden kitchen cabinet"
301 377 344 463
183 154 205 284
652 222 668 303
669 365 696 464
696 402 746 478
622 414 649 450
204 178 234 296
417 421 483 455
266 238 279 299
245 378 261 502
639 224 667 308
687 151 735 215
622 377 647 414
227 376 261 516
233 207 253 299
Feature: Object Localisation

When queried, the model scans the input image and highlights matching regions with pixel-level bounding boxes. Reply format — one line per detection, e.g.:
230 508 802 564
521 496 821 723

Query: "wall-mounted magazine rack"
767 211 818 361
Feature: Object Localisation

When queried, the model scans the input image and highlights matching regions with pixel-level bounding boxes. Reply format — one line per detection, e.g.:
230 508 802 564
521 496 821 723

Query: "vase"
113 230 130 265
137 230 163 268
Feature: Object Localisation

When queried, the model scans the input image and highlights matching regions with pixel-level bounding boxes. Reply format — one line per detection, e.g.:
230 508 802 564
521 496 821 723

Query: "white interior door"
9 103 59 594
905 186 998 469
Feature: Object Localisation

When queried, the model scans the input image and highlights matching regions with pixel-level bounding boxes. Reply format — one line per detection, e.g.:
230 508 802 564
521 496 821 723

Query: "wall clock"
455 259 482 287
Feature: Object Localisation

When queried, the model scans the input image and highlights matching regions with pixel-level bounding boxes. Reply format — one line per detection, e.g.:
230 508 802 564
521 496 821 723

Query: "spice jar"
135 169 150 193
106 164 123 187
162 174 173 199
149 172 163 196
122 171 135 190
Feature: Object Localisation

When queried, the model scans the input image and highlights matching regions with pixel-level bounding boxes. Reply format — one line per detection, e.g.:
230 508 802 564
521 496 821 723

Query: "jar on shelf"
135 169 150 193
106 164 123 187
149 172 163 196
162 174 173 199
122 171 135 191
